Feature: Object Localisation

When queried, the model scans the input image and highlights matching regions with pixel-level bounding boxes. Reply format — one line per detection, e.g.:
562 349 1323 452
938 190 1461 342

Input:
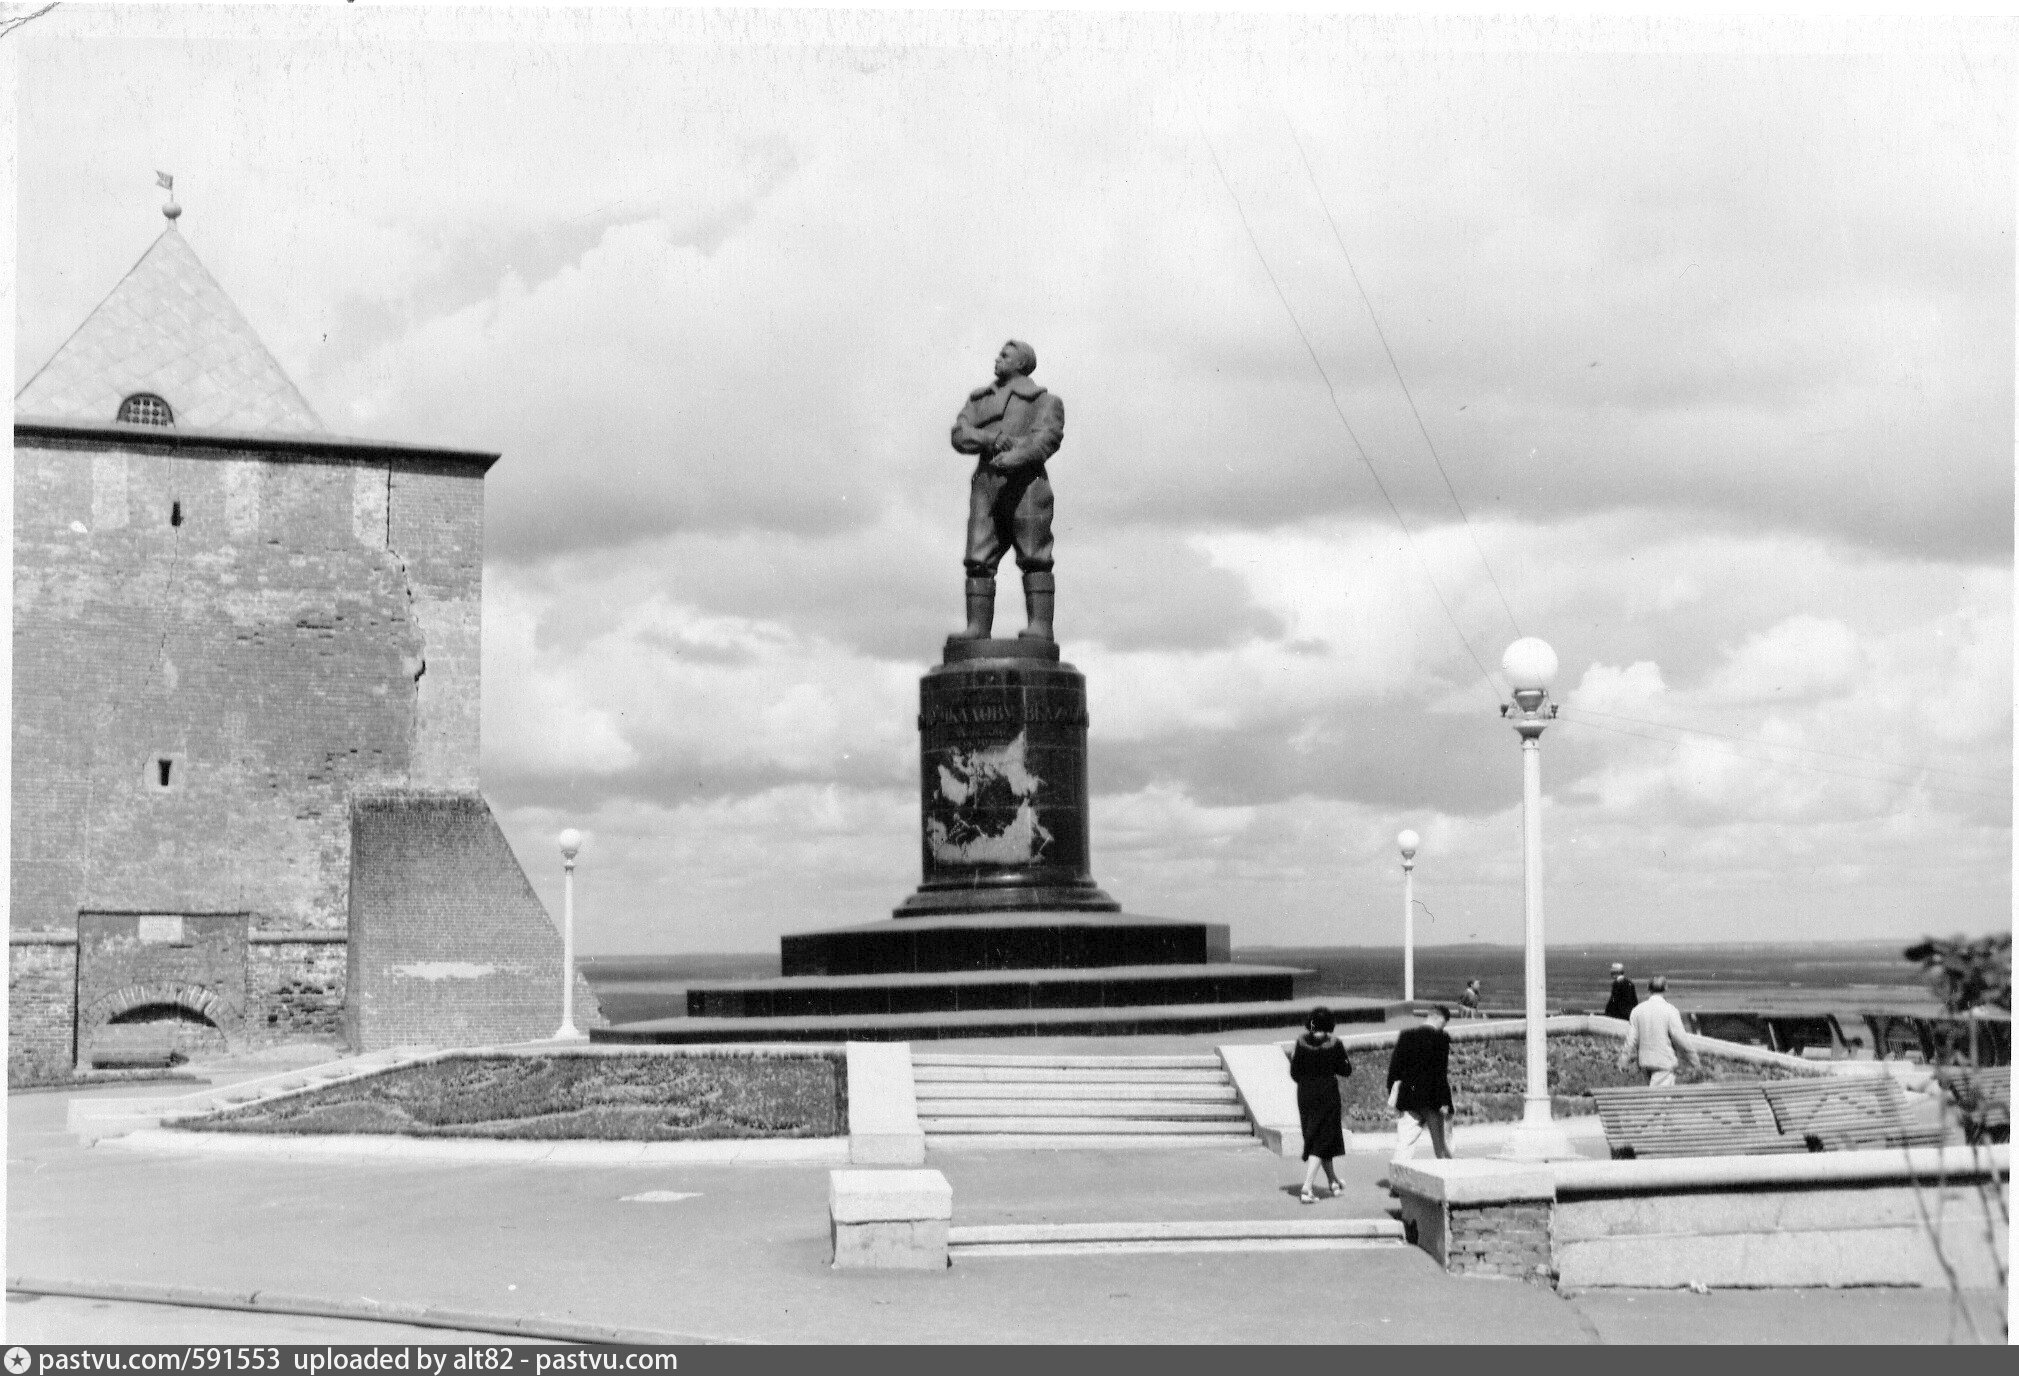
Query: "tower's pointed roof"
16 218 323 434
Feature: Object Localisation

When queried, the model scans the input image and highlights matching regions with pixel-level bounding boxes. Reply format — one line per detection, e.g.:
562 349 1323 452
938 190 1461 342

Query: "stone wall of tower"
9 426 493 1075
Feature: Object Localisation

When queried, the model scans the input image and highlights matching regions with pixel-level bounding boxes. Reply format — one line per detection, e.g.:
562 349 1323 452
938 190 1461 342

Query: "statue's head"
994 339 1037 381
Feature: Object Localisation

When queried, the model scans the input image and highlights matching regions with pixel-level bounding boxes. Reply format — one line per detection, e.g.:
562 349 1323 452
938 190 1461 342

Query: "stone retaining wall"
1444 1200 1555 1283
1392 1147 2010 1291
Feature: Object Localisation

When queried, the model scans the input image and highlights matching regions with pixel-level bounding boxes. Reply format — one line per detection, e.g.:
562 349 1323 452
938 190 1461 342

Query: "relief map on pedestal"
925 731 1053 865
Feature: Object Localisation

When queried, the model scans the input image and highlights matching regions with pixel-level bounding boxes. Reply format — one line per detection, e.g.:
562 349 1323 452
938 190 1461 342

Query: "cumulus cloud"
17 10 2011 951
1700 616 1861 705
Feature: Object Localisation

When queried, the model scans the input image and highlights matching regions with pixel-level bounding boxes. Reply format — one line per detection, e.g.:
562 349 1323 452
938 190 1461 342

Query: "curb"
101 1128 852 1166
6 1275 737 1346
1343 1116 1607 1153
10 1074 209 1097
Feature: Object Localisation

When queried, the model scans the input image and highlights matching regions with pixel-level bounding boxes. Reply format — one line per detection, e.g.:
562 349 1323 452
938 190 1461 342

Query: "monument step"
592 996 1396 1044
912 1052 1224 1069
914 1081 1237 1101
913 1066 1230 1085
926 1133 1259 1151
780 910 1231 977
685 963 1301 1018
947 1218 1405 1256
921 1116 1248 1135
919 1099 1248 1120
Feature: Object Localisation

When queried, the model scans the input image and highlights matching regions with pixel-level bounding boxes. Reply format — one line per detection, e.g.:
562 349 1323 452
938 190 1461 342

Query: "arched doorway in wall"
73 912 250 1069
97 993 231 1062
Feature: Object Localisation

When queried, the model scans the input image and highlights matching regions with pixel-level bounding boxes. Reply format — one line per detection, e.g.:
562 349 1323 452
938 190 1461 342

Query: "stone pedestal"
895 639 1118 918
829 1169 952 1270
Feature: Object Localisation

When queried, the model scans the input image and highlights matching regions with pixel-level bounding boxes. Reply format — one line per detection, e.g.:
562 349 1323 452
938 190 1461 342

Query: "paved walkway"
8 1079 2006 1345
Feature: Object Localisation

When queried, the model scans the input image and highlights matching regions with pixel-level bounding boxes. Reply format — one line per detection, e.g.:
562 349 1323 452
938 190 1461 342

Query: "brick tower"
9 193 595 1080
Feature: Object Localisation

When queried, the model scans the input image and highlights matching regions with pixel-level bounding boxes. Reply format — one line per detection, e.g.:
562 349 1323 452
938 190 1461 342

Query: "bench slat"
1593 1082 1800 1159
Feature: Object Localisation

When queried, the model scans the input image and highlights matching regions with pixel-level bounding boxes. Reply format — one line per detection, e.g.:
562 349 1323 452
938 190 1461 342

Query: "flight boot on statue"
1018 570 1055 641
951 576 995 640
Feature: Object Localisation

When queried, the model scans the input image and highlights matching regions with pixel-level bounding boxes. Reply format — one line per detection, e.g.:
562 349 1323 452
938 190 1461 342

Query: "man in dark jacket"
1386 1004 1455 1163
1603 963 1639 1022
949 339 1064 643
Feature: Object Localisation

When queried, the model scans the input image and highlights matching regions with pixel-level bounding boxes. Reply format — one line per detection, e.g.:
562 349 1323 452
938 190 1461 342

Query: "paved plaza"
7 1065 2007 1346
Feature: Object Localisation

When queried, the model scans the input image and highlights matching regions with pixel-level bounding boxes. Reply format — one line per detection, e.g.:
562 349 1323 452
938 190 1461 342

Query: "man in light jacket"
1619 976 1701 1087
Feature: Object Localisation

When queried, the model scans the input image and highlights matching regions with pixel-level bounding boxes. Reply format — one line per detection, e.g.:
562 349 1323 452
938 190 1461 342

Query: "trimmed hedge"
1338 1032 1805 1129
180 1051 847 1141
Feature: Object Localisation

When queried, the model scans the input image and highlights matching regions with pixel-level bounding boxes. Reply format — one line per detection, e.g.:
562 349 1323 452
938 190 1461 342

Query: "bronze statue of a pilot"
949 339 1063 641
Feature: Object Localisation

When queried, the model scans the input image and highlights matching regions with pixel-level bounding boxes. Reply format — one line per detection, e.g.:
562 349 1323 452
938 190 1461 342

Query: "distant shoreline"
580 937 1933 970
579 940 1963 1027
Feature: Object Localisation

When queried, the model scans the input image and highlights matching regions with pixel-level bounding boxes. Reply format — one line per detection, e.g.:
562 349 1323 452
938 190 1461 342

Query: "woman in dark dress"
1289 1006 1352 1203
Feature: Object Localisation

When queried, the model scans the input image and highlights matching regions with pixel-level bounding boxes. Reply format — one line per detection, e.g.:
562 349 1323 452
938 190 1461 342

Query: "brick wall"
348 790 603 1050
1442 1200 1556 1283
8 938 78 1082
247 938 348 1045
11 429 491 1064
11 433 484 937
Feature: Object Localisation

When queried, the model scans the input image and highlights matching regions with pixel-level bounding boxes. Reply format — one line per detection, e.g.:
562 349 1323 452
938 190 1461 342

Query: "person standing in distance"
1289 1007 1352 1203
949 339 1062 643
1387 1004 1456 1164
1619 975 1702 1087
1603 962 1639 1022
1459 979 1482 1018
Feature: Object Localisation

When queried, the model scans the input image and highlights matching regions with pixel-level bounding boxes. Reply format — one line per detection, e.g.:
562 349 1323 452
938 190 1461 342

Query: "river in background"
580 939 1945 1027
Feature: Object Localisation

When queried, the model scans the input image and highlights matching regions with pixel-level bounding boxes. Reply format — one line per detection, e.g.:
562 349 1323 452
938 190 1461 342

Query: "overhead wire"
1560 704 2012 784
1194 115 1506 708
1285 116 1526 645
1206 116 1999 809
1554 710 2010 802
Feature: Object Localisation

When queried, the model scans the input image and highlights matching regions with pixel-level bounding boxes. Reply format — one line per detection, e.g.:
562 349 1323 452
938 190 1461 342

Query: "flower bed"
1337 1032 1805 1129
178 1049 847 1141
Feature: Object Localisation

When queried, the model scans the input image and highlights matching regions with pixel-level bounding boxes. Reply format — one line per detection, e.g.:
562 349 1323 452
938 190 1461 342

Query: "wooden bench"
1763 1077 1949 1151
85 1030 181 1071
1936 1066 2011 1145
1592 1083 1812 1160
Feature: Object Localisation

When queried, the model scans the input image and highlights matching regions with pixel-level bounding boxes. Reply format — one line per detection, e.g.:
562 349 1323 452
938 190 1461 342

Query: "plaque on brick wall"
136 915 185 943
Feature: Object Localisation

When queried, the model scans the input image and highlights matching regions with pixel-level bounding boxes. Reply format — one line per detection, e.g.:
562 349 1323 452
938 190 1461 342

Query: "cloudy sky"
15 8 2013 954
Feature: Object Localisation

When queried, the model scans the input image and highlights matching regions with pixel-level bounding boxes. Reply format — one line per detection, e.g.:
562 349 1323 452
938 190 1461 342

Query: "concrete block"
1390 1158 1556 1205
829 1169 952 1270
1555 1215 2008 1290
1553 1182 1979 1243
1550 1143 2007 1196
846 1042 925 1166
1217 1043 1295 1156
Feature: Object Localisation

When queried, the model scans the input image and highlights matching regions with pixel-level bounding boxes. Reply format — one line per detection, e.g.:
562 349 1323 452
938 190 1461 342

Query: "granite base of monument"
894 640 1117 917
782 909 1229 976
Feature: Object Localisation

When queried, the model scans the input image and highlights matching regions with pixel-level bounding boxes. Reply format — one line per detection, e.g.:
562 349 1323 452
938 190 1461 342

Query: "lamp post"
1500 638 1573 1159
554 828 587 1043
1397 830 1420 1004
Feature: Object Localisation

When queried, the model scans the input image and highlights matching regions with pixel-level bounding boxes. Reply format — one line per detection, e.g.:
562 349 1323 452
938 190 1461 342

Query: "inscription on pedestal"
896 657 1117 917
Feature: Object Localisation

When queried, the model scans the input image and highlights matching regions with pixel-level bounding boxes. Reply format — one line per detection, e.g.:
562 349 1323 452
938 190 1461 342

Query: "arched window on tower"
118 393 174 426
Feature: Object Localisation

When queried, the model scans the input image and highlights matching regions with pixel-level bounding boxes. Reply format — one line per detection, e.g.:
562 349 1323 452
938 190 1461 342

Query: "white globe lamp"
553 828 587 1042
1500 637 1572 1159
1501 637 1558 714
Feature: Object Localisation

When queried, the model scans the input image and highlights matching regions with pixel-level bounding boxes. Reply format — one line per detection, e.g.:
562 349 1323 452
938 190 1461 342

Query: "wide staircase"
912 1051 1256 1149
